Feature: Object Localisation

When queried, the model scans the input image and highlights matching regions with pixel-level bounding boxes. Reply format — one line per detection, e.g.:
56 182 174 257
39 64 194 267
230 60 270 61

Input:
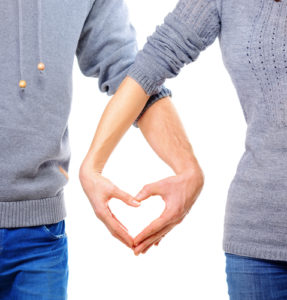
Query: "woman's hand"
132 163 204 255
77 77 149 250
79 163 141 249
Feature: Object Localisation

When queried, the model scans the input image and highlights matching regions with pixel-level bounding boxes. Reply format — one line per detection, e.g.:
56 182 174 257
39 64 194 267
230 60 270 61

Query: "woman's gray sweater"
128 0 287 262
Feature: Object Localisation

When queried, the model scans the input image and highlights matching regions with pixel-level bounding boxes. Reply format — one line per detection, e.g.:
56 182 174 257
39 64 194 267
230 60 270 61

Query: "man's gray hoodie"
0 0 171 228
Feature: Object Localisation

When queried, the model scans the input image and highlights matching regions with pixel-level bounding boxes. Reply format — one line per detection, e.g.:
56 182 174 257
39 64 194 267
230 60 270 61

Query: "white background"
66 0 246 299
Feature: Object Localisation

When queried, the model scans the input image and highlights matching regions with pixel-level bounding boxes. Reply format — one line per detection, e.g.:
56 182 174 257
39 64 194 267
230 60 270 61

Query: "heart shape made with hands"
108 195 165 238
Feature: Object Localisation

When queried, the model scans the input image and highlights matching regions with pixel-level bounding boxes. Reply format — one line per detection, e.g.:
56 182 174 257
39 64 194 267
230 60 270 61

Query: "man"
0 0 178 298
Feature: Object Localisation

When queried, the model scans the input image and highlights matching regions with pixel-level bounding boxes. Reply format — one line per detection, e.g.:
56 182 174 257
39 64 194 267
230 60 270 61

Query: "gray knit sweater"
0 0 171 228
128 0 287 262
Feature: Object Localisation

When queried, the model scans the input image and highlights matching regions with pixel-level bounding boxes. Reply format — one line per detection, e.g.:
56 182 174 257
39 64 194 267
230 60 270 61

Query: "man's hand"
132 163 204 255
79 164 141 249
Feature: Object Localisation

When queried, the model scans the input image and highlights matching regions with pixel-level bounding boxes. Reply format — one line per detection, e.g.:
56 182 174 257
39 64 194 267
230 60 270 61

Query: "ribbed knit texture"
0 0 170 228
128 0 220 95
128 0 287 262
0 190 66 228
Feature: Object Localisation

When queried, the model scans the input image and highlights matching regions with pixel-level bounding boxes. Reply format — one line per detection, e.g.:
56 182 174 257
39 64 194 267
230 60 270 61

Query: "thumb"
113 186 141 207
135 182 161 201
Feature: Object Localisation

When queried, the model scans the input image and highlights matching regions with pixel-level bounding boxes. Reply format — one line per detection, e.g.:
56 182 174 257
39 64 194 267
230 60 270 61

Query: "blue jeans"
225 252 287 300
0 220 68 299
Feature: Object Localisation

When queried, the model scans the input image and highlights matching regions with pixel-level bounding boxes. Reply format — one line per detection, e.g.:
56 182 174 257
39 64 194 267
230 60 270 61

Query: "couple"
1 0 287 299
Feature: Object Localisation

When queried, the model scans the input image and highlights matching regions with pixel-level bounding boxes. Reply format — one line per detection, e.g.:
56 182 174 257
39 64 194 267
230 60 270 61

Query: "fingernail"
132 199 141 206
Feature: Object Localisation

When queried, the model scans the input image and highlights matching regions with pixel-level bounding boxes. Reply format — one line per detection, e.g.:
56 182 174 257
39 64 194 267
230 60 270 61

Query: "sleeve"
127 0 222 96
75 0 172 127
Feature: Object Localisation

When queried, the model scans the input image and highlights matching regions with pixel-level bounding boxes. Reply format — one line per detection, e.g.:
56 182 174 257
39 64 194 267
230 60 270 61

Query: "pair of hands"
79 162 204 256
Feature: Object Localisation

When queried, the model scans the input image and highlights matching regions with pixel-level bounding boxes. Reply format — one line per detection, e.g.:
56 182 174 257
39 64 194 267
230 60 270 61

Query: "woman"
79 0 287 298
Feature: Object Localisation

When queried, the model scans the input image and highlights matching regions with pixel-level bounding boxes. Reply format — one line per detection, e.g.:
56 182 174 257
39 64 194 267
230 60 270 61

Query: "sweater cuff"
127 64 165 96
133 86 172 128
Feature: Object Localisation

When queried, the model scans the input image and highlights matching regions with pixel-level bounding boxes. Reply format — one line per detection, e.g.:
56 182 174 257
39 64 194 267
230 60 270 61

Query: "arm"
130 0 221 253
79 0 221 168
75 0 171 127
76 0 171 248
80 79 204 256
79 0 221 251
133 97 204 254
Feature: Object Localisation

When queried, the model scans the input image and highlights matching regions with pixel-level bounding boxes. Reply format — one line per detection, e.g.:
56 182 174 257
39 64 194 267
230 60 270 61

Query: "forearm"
81 76 149 172
137 96 201 176
133 96 205 254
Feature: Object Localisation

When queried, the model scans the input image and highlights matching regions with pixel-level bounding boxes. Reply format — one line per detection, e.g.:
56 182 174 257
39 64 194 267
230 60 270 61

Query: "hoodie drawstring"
18 0 45 90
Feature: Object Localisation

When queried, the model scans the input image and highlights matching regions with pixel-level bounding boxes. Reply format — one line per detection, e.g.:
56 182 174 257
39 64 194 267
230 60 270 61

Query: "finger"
133 208 171 247
142 243 154 254
154 237 163 246
142 236 162 254
134 224 174 255
113 186 141 207
138 227 172 255
134 181 163 201
101 207 134 248
154 233 167 246
113 231 133 248
154 241 160 246
107 206 128 232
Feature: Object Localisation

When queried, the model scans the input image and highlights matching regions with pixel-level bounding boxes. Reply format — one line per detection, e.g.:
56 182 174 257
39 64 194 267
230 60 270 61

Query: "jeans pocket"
41 220 66 240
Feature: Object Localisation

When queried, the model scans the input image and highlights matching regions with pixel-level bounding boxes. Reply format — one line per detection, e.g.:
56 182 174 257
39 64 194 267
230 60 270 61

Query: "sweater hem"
0 189 66 228
223 241 287 262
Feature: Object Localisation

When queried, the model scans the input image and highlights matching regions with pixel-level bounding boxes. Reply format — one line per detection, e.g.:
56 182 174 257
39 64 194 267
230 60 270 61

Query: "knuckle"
163 209 173 221
94 208 103 219
157 180 165 189
198 169 205 187
173 206 185 219
110 229 117 238
110 184 118 195
142 185 150 194
78 165 87 181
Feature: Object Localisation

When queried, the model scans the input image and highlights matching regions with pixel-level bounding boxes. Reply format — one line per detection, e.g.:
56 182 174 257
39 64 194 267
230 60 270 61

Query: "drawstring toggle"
37 62 45 71
19 80 27 89
18 0 44 90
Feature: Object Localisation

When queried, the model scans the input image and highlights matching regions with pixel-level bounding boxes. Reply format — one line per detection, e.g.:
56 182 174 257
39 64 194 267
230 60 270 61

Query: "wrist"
175 158 205 186
79 156 103 181
173 155 200 174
